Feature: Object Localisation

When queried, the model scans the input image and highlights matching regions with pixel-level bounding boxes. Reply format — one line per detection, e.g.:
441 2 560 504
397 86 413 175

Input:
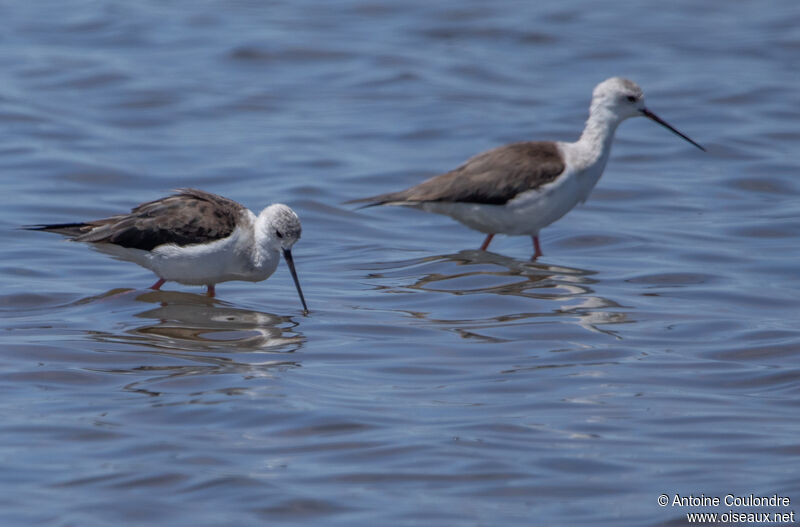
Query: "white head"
258 204 302 252
257 203 308 313
590 77 705 150
590 77 646 121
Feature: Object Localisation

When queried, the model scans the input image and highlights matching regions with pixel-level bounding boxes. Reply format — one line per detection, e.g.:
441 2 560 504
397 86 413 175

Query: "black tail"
22 223 88 237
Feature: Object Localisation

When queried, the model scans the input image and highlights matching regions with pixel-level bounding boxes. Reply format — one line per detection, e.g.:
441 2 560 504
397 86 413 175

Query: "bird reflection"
80 289 304 398
132 290 303 351
363 250 630 339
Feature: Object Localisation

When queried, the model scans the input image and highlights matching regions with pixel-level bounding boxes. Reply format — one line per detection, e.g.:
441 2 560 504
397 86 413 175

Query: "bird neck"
251 215 279 270
575 106 623 167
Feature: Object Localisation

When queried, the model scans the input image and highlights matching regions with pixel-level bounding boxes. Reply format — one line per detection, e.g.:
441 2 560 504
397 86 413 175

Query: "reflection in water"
364 250 630 339
132 290 302 351
79 289 304 397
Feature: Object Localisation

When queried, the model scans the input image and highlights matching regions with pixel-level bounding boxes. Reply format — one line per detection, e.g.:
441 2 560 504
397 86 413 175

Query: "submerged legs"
481 233 542 259
479 233 495 251
149 277 216 297
532 236 542 261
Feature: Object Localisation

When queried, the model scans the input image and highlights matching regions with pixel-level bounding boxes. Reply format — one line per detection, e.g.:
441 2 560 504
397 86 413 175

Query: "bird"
26 188 308 312
348 77 705 260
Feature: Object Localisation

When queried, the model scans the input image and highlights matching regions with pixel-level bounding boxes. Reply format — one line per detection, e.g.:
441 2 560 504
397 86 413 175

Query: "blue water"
2 1 800 525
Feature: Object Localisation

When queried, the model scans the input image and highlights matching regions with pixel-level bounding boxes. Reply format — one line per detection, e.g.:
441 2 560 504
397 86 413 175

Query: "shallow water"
2 1 800 525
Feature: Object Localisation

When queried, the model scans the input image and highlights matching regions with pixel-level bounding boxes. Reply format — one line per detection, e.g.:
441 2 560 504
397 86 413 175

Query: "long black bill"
282 249 308 314
641 108 705 152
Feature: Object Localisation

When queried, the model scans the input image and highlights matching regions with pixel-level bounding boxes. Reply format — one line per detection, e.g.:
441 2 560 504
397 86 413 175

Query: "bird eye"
275 230 283 239
626 95 637 103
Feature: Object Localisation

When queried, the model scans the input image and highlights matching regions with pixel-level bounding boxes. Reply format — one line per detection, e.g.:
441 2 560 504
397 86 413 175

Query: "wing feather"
31 189 247 251
349 141 566 206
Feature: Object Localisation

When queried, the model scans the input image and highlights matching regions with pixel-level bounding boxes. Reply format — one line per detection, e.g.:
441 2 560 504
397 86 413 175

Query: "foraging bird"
26 188 308 312
349 77 705 259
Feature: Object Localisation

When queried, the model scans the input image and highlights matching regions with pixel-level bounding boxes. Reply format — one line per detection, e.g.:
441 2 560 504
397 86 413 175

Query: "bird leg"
532 236 543 261
149 278 166 290
479 233 495 251
206 284 216 297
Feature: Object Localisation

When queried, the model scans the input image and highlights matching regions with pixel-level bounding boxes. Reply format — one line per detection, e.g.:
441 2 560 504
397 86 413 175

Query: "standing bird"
348 77 705 259
26 188 308 312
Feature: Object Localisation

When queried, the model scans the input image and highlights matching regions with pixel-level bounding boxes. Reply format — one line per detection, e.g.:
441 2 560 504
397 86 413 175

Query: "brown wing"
31 189 247 251
350 141 566 206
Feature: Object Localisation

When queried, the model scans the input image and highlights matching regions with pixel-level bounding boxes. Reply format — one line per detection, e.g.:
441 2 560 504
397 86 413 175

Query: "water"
2 1 800 525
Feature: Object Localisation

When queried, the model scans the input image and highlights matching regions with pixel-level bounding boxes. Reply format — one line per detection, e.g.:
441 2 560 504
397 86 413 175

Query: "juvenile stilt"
480 233 495 251
347 77 705 260
25 189 308 311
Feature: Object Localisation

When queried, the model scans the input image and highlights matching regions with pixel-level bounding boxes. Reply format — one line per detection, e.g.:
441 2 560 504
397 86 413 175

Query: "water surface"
2 1 800 525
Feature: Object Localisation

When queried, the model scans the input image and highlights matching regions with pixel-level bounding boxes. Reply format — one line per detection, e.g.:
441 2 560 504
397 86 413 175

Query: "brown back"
72 189 247 251
359 141 565 206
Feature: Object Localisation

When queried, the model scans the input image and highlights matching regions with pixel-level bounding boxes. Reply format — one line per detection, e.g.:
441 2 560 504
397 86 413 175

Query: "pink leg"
532 236 543 260
480 233 495 251
206 284 216 297
149 278 166 290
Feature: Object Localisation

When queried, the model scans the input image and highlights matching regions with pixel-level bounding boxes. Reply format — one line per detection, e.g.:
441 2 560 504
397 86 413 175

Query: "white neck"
250 213 280 271
574 106 623 168
554 105 628 204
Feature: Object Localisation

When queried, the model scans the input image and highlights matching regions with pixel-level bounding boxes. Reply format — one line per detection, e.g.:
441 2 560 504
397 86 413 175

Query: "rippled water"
2 1 800 525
